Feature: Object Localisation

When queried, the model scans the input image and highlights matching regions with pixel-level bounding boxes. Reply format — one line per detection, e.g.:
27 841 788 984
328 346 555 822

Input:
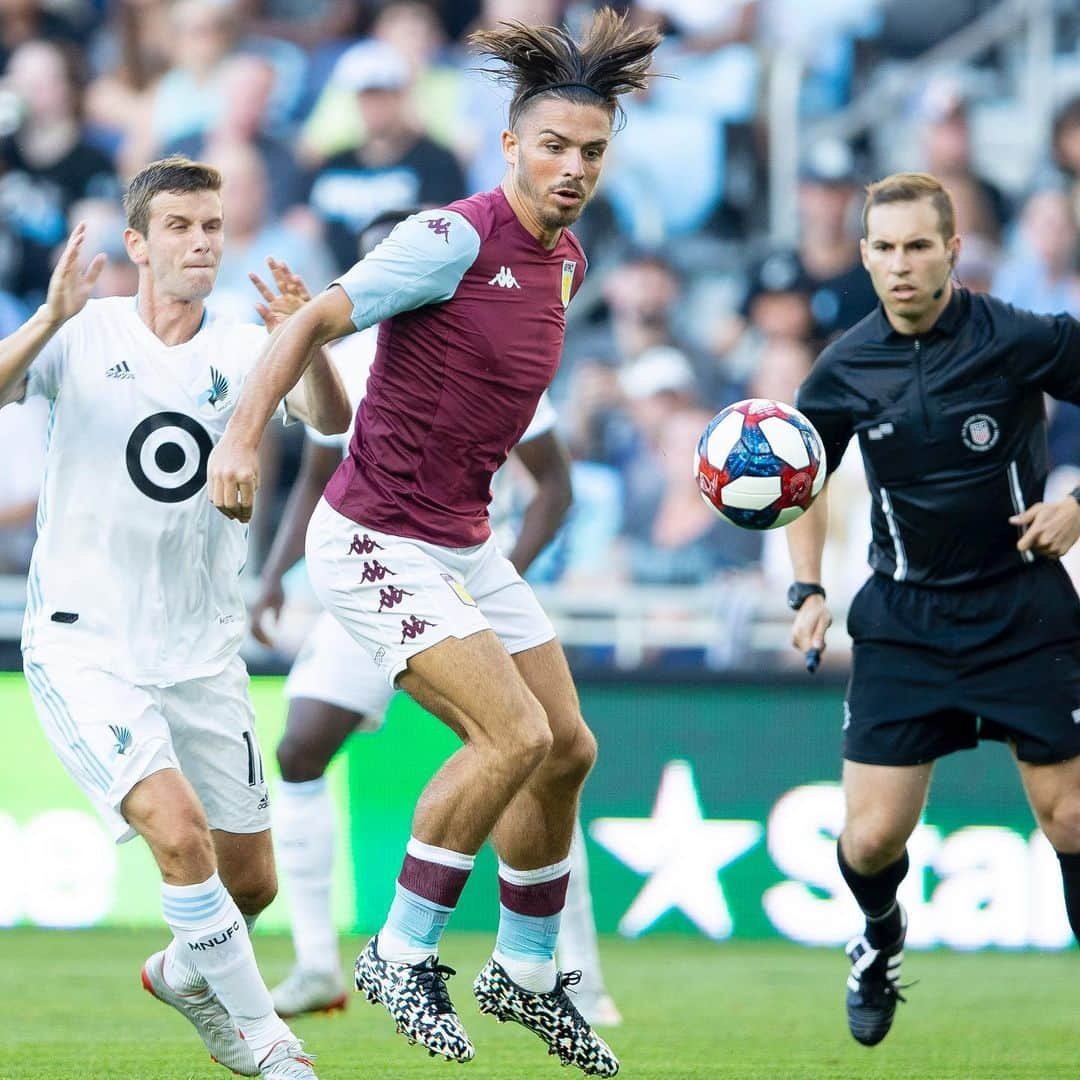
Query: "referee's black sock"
1055 850 1080 942
837 840 909 949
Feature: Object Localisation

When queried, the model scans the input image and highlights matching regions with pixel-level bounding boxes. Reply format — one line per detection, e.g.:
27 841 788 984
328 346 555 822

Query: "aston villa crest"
561 260 577 308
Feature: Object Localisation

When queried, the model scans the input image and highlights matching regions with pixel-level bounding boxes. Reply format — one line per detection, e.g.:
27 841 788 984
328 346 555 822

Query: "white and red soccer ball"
694 399 827 530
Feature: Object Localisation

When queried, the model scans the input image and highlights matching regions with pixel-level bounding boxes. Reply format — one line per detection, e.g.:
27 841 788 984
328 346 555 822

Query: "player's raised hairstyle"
123 156 223 236
862 172 957 242
469 6 662 132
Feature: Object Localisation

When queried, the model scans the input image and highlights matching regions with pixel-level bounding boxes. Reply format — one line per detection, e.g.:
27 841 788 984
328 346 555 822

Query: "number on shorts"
242 731 264 787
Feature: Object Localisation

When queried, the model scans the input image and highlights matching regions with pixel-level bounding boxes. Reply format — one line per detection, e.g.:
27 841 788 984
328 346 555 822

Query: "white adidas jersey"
18 296 288 684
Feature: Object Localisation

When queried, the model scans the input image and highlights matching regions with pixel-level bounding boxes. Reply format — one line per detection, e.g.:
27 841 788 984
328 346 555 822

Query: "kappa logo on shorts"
441 572 477 607
400 615 436 643
360 560 396 583
842 702 852 732
109 724 133 755
960 413 1000 452
378 585 414 612
1072 708 1080 726
349 533 384 555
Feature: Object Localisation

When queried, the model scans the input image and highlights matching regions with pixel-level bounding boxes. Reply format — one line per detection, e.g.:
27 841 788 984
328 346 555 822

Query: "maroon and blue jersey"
324 187 585 546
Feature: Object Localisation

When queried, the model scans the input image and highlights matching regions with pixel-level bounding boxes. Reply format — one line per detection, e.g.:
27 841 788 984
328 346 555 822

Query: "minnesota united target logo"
125 411 213 503
197 366 230 416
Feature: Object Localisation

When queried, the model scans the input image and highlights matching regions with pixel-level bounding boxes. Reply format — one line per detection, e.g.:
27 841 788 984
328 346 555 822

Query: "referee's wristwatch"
787 582 826 610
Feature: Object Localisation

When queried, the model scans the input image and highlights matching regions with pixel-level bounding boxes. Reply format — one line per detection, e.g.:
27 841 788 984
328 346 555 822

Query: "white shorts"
305 498 557 684
284 610 391 729
23 653 270 844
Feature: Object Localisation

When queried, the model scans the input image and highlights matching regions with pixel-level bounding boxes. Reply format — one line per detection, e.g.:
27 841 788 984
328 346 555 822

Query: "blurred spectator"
615 345 761 583
235 0 358 51
952 231 997 295
1051 95 1080 229
303 2 466 165
919 77 1009 242
0 39 120 304
306 39 467 272
85 0 174 164
202 139 334 323
168 54 306 215
0 0 84 72
149 0 239 150
992 188 1079 317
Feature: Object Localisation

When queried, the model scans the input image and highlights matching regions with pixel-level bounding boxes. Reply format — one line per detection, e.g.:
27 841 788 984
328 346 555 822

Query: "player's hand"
207 433 259 523
1010 499 1080 559
251 257 312 330
42 223 107 327
249 577 285 646
791 594 832 662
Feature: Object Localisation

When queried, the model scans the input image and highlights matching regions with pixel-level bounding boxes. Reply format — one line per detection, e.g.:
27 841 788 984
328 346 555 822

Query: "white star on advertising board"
589 759 762 939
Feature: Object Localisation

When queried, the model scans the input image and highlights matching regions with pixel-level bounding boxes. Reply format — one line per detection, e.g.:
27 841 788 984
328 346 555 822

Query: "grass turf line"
0 929 1075 1079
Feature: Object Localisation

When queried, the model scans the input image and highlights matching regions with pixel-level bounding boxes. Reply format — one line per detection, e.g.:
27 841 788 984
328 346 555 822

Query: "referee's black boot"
844 904 908 1046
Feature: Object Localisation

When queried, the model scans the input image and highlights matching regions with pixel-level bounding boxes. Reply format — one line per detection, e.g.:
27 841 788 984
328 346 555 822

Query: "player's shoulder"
443 188 504 244
561 227 586 265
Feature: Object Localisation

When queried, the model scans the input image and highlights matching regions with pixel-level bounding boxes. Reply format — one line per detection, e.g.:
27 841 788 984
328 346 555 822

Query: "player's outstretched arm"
786 483 833 659
0 223 104 407
507 431 574 575
250 438 341 646
208 286 355 522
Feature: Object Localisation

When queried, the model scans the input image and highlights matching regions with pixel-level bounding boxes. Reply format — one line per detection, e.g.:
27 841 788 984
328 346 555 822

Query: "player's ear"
501 128 518 167
859 237 870 271
123 226 147 266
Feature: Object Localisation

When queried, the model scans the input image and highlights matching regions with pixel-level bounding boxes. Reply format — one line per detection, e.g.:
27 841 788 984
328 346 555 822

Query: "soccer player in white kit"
0 157 350 1079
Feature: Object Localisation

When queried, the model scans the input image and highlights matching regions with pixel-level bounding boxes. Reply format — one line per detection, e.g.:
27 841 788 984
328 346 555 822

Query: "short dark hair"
862 172 957 241
469 6 662 133
123 156 223 236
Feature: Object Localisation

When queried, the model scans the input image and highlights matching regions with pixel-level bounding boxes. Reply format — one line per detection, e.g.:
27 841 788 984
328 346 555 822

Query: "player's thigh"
163 656 271 839
842 758 933 852
22 654 180 844
398 629 547 749
305 499 493 686
121 767 215 877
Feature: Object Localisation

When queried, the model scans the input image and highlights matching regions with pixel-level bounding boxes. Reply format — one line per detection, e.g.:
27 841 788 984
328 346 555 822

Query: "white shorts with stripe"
284 610 392 728
305 497 557 684
23 652 270 844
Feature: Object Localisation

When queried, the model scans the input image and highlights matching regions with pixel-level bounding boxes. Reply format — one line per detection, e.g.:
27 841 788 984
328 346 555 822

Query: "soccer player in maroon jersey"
208 8 661 1075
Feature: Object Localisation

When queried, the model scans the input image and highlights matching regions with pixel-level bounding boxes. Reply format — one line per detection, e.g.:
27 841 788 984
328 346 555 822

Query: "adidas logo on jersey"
487 266 521 289
105 361 134 380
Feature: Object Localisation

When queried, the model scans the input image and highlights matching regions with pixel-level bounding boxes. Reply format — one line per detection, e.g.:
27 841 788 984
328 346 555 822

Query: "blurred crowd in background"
1 0 1079 635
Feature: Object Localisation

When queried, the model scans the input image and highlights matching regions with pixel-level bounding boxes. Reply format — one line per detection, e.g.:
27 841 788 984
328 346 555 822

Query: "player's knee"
500 700 554 773
546 719 597 789
276 733 330 783
842 822 908 874
1040 798 1080 851
229 872 278 917
152 819 216 880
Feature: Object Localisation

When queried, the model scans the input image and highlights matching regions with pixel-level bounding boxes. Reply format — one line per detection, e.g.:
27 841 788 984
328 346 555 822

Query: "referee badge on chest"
960 413 1000 452
560 260 576 308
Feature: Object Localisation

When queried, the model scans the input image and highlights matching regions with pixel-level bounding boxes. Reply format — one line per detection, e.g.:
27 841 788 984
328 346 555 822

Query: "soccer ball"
694 399 827 530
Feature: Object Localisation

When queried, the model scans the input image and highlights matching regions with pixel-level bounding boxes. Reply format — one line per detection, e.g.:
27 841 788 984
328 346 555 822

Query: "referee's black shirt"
796 288 1080 587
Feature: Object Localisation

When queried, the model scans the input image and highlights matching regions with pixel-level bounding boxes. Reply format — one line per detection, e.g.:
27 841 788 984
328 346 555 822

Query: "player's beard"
516 158 589 233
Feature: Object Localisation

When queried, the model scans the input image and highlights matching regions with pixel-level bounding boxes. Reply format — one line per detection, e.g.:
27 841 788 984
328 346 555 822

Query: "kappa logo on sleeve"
425 217 452 243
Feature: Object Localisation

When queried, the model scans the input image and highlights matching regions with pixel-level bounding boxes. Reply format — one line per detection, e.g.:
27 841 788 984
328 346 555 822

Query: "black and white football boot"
354 936 475 1062
845 904 908 1046
473 959 619 1076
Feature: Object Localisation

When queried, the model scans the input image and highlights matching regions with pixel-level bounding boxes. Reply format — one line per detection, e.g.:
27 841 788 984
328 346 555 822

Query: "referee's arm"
786 486 832 657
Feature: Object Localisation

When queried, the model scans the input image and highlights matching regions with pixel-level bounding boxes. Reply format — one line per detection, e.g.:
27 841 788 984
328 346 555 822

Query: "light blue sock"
379 884 454 963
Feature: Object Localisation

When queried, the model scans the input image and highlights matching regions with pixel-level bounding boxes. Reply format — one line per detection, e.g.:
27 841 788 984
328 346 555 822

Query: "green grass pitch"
1 929 1076 1079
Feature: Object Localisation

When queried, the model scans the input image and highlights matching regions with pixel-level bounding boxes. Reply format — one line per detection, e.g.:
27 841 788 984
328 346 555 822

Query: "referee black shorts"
844 562 1080 766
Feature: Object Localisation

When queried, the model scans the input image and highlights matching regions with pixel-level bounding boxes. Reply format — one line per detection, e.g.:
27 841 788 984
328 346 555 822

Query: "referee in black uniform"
787 172 1080 1048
